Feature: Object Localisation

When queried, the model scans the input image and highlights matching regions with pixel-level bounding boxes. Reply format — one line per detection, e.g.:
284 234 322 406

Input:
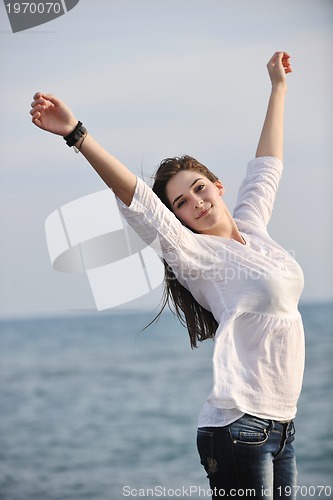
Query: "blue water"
0 303 332 500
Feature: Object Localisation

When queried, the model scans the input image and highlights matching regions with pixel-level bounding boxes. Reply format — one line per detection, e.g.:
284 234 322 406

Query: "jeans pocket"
229 414 270 446
197 428 219 477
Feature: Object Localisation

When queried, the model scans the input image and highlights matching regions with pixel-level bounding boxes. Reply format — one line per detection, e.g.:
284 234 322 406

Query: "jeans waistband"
270 419 293 432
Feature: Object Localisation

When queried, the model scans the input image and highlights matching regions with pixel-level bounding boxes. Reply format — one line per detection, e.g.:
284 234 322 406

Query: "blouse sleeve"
116 177 202 276
233 156 283 230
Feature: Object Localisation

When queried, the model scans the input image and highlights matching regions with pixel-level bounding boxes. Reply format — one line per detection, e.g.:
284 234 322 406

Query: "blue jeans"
197 413 297 499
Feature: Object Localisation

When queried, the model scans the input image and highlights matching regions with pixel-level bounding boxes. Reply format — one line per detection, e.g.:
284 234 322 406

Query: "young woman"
30 51 304 499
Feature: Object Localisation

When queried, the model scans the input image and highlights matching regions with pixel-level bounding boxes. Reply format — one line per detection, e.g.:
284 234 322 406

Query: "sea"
0 303 332 500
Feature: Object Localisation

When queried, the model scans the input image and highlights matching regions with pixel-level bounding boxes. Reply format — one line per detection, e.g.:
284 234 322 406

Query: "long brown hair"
149 155 219 349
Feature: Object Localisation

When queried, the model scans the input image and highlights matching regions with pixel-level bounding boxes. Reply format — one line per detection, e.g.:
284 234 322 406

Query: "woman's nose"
194 197 203 208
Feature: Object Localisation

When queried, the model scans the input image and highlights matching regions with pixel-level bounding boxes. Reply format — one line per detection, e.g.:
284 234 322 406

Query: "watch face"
67 124 86 146
75 126 86 139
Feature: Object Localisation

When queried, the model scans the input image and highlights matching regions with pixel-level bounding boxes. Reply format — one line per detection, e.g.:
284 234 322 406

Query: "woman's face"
165 170 227 236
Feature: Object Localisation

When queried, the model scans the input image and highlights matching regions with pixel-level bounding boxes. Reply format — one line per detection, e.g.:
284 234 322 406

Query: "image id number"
5 2 61 14
277 485 332 497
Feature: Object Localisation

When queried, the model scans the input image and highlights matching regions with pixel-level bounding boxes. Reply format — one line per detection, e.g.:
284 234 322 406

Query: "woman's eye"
196 184 205 191
177 200 186 209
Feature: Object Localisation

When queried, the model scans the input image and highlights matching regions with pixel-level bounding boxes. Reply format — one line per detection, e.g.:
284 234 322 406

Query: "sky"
0 0 332 319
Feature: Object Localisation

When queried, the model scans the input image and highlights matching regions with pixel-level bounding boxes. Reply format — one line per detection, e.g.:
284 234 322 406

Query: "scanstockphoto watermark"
122 484 333 498
122 485 256 497
3 0 80 33
165 247 298 284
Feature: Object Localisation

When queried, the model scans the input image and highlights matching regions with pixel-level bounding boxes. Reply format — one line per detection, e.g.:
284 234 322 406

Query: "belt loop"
287 419 294 434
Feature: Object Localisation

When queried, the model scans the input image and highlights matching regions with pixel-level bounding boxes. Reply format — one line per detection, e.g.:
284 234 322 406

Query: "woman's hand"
267 51 292 88
30 92 78 137
30 92 137 205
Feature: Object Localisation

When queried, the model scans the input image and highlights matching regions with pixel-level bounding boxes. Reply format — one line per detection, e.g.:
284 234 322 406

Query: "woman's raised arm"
255 51 292 161
30 93 137 206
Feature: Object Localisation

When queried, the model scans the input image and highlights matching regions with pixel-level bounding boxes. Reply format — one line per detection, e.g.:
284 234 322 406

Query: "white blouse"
117 156 305 425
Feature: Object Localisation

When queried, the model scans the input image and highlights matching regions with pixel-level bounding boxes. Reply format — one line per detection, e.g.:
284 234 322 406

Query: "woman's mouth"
197 206 211 219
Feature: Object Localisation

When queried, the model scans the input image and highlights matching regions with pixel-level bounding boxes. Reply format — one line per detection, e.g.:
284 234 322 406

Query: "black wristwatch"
63 121 87 147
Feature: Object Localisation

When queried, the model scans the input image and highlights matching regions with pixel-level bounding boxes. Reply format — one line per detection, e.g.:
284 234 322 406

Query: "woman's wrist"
271 82 287 94
61 119 80 138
